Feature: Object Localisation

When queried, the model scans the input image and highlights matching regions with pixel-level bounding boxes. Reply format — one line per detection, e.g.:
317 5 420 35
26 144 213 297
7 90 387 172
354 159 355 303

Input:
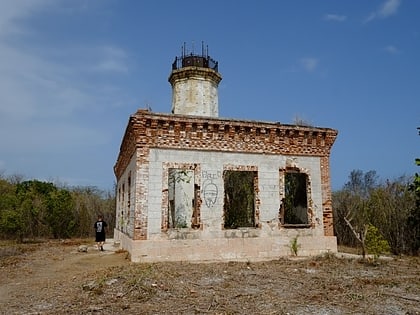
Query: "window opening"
282 172 309 226
223 171 256 229
118 186 122 229
168 168 195 228
127 174 131 208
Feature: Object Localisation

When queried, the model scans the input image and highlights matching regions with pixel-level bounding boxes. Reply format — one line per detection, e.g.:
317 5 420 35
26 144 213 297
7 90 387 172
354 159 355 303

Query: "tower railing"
172 54 219 71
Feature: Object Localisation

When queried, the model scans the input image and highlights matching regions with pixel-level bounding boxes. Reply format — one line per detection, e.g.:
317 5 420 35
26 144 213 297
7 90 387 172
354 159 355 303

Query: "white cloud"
365 0 401 23
300 58 319 72
0 0 134 187
324 14 347 22
0 43 92 122
379 0 401 17
384 45 400 54
0 0 52 37
92 46 129 73
0 1 132 123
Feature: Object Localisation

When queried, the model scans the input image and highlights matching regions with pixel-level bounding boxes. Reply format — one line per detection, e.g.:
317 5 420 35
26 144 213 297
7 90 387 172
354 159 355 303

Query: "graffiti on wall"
202 171 221 208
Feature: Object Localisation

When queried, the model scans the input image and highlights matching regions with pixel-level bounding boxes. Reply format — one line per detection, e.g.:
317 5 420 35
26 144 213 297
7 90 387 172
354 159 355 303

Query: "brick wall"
115 110 337 177
114 110 338 238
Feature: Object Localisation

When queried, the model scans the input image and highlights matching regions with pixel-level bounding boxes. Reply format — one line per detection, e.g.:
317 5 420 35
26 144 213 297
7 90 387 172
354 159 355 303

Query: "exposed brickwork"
114 110 338 239
115 122 137 180
160 162 202 232
114 110 337 178
133 147 149 240
321 156 334 236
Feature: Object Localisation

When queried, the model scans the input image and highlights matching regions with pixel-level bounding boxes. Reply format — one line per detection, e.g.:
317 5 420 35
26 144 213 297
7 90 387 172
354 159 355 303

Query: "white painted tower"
168 43 222 117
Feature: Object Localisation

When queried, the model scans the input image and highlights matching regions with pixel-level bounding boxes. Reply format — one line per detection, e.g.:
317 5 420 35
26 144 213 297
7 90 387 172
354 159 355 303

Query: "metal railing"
172 55 218 71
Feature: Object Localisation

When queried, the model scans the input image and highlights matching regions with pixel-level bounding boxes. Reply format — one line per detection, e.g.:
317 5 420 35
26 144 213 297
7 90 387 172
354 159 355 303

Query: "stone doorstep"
101 239 119 252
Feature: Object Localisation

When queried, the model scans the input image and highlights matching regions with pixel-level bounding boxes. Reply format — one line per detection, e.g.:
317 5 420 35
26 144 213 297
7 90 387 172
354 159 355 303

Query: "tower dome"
168 43 222 117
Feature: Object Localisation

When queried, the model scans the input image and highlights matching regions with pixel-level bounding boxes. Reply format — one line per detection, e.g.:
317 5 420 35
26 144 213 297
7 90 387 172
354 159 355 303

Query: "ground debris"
0 241 419 315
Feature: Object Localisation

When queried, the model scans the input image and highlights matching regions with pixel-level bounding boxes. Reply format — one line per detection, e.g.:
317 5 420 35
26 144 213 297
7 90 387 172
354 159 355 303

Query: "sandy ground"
0 239 419 315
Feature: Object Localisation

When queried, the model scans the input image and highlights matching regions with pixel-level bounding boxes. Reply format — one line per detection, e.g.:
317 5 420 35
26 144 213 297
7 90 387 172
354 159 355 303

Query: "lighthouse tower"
168 43 222 117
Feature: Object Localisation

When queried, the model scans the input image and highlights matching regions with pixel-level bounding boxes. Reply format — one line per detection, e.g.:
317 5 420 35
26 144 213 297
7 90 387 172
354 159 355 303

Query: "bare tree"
334 170 378 258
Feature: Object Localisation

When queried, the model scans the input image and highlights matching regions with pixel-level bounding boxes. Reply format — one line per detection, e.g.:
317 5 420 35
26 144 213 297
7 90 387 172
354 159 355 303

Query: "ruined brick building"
114 46 338 262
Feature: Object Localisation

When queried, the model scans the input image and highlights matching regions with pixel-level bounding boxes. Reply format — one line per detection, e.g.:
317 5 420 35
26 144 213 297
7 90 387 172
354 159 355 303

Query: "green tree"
0 174 115 241
407 127 420 253
0 178 18 238
46 189 76 238
70 186 115 237
408 174 420 254
369 177 415 255
334 169 418 256
15 180 56 239
224 171 255 228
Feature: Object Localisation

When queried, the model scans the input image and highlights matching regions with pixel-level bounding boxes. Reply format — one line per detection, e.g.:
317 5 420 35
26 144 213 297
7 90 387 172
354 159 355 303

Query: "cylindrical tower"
168 43 222 117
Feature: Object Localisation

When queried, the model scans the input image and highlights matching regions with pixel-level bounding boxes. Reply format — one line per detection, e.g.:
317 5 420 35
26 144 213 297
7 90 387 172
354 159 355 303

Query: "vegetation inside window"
283 172 309 226
168 168 195 228
223 170 256 229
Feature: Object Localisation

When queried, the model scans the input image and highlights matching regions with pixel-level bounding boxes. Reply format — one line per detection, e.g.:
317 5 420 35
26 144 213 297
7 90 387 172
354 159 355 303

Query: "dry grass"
0 240 419 315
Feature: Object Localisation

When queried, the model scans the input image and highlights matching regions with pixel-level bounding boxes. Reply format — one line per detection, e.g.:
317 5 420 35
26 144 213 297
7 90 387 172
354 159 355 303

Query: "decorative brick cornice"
114 119 137 178
114 110 338 179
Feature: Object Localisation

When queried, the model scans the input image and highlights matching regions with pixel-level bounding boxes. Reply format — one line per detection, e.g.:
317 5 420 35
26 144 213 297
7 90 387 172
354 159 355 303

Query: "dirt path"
0 240 129 314
0 240 419 315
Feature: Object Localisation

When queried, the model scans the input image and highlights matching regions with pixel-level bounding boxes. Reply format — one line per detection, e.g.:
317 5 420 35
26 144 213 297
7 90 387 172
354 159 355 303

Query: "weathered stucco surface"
114 111 337 262
169 66 221 117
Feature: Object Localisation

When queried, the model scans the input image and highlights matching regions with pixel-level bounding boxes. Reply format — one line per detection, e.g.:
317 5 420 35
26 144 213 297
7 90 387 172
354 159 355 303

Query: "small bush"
365 224 391 258
290 236 300 256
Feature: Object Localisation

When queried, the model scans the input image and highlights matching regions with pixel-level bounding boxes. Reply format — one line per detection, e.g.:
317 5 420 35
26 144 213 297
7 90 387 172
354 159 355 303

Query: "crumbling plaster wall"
145 149 325 239
114 148 336 263
171 77 219 117
113 111 338 261
115 152 136 238
170 67 221 117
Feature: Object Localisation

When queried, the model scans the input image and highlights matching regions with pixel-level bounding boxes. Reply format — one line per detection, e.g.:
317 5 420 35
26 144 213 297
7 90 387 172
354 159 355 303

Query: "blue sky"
0 0 418 191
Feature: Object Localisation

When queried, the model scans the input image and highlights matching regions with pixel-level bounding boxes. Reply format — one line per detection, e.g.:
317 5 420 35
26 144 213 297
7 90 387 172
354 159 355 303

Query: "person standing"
94 215 108 251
